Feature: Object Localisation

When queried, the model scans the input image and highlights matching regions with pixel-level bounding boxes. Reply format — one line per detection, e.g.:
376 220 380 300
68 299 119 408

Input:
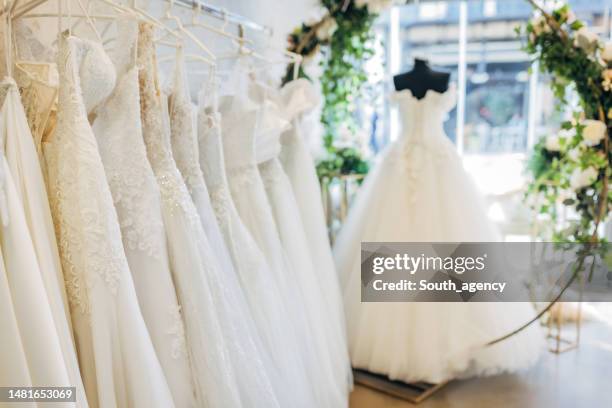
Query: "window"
358 0 612 236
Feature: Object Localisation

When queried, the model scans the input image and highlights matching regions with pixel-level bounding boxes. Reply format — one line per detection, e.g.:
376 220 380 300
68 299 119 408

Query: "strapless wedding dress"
335 85 544 383
92 22 196 407
45 33 174 407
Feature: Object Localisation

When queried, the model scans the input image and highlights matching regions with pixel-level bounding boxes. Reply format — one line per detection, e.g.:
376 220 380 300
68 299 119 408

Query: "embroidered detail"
167 305 188 359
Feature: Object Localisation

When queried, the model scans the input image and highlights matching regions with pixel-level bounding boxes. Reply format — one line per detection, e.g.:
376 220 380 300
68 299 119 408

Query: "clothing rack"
170 0 272 36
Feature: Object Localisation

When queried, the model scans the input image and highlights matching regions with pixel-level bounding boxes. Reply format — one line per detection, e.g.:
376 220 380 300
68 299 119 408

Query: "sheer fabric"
253 80 351 404
137 23 280 408
278 79 350 389
220 86 344 407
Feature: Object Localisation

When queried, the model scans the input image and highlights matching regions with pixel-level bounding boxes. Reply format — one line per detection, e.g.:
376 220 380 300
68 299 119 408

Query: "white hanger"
155 0 215 61
183 3 252 45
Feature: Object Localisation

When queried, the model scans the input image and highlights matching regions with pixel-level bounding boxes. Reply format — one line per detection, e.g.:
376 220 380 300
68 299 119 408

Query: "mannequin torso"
393 58 450 99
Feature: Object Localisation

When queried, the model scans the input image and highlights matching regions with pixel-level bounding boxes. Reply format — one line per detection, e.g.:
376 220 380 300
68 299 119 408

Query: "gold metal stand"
320 174 365 243
546 268 584 354
353 369 448 404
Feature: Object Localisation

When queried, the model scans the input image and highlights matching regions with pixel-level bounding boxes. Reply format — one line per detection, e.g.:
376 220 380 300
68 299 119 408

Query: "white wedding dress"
335 86 544 383
92 23 196 407
278 78 352 390
198 85 318 408
45 33 174 407
0 84 73 408
220 78 345 407
1 77 88 407
0 248 35 408
252 80 351 404
137 23 279 408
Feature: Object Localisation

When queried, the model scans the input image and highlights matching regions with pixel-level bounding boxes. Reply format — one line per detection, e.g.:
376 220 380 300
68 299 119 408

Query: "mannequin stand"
353 369 449 404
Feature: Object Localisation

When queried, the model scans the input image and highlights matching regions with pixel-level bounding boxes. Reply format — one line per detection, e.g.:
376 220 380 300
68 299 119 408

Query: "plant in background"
285 0 398 178
521 2 611 244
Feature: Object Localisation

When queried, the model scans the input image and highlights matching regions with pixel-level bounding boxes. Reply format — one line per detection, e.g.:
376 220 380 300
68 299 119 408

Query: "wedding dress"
253 81 351 403
0 247 36 408
0 86 72 408
335 86 544 383
45 33 174 407
198 85 318 408
220 76 344 407
167 50 235 276
1 78 87 407
137 23 279 408
278 79 349 378
92 23 196 407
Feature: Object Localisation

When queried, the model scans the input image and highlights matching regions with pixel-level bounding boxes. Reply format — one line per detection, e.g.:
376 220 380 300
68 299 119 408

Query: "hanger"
155 0 215 62
183 3 252 45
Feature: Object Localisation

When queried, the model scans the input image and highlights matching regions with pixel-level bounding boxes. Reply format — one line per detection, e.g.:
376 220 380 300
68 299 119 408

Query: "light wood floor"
349 318 612 408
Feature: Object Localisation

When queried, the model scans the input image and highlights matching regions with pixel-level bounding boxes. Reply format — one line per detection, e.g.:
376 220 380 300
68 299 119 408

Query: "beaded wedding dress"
45 33 174 407
92 23 196 407
335 86 544 383
137 23 279 408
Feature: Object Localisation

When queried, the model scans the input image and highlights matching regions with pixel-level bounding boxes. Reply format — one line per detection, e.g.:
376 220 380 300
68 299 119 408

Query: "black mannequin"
393 58 450 99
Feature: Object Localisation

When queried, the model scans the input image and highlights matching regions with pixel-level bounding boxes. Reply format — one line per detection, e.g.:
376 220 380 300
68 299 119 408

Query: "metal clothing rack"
171 0 272 35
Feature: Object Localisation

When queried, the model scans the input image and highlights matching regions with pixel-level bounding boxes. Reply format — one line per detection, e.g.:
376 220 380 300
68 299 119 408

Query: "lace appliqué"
51 35 122 316
95 67 164 258
167 305 188 359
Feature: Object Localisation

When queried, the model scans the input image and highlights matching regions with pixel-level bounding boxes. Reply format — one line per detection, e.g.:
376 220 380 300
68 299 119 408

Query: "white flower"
559 128 577 140
570 166 598 190
581 119 607 146
602 69 612 91
568 146 583 161
545 135 561 151
602 41 612 62
305 6 328 26
531 15 551 36
574 27 599 53
315 17 338 41
355 0 395 14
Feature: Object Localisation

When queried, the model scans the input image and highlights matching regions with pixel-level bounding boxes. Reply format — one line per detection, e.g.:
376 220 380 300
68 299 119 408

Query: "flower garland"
284 0 398 179
522 2 611 244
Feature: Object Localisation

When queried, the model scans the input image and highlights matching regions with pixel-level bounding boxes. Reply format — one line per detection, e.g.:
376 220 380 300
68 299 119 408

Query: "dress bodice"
168 51 207 195
391 84 456 141
219 94 259 170
70 36 116 114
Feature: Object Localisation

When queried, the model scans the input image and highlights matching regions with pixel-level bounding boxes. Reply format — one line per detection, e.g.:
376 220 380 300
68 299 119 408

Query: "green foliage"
523 4 612 243
316 147 370 180
285 1 385 176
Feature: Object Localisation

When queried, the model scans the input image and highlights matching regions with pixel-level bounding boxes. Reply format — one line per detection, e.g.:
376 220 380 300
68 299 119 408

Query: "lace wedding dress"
45 33 174 407
137 23 280 408
253 81 351 404
92 23 196 407
335 86 543 383
1 77 87 407
166 50 235 276
198 85 318 408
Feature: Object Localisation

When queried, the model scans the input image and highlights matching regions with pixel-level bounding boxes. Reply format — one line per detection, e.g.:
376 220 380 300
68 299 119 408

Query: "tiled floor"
350 315 612 408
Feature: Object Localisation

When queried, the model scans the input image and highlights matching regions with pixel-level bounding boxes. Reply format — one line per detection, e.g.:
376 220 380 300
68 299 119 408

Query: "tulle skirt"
334 137 544 383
